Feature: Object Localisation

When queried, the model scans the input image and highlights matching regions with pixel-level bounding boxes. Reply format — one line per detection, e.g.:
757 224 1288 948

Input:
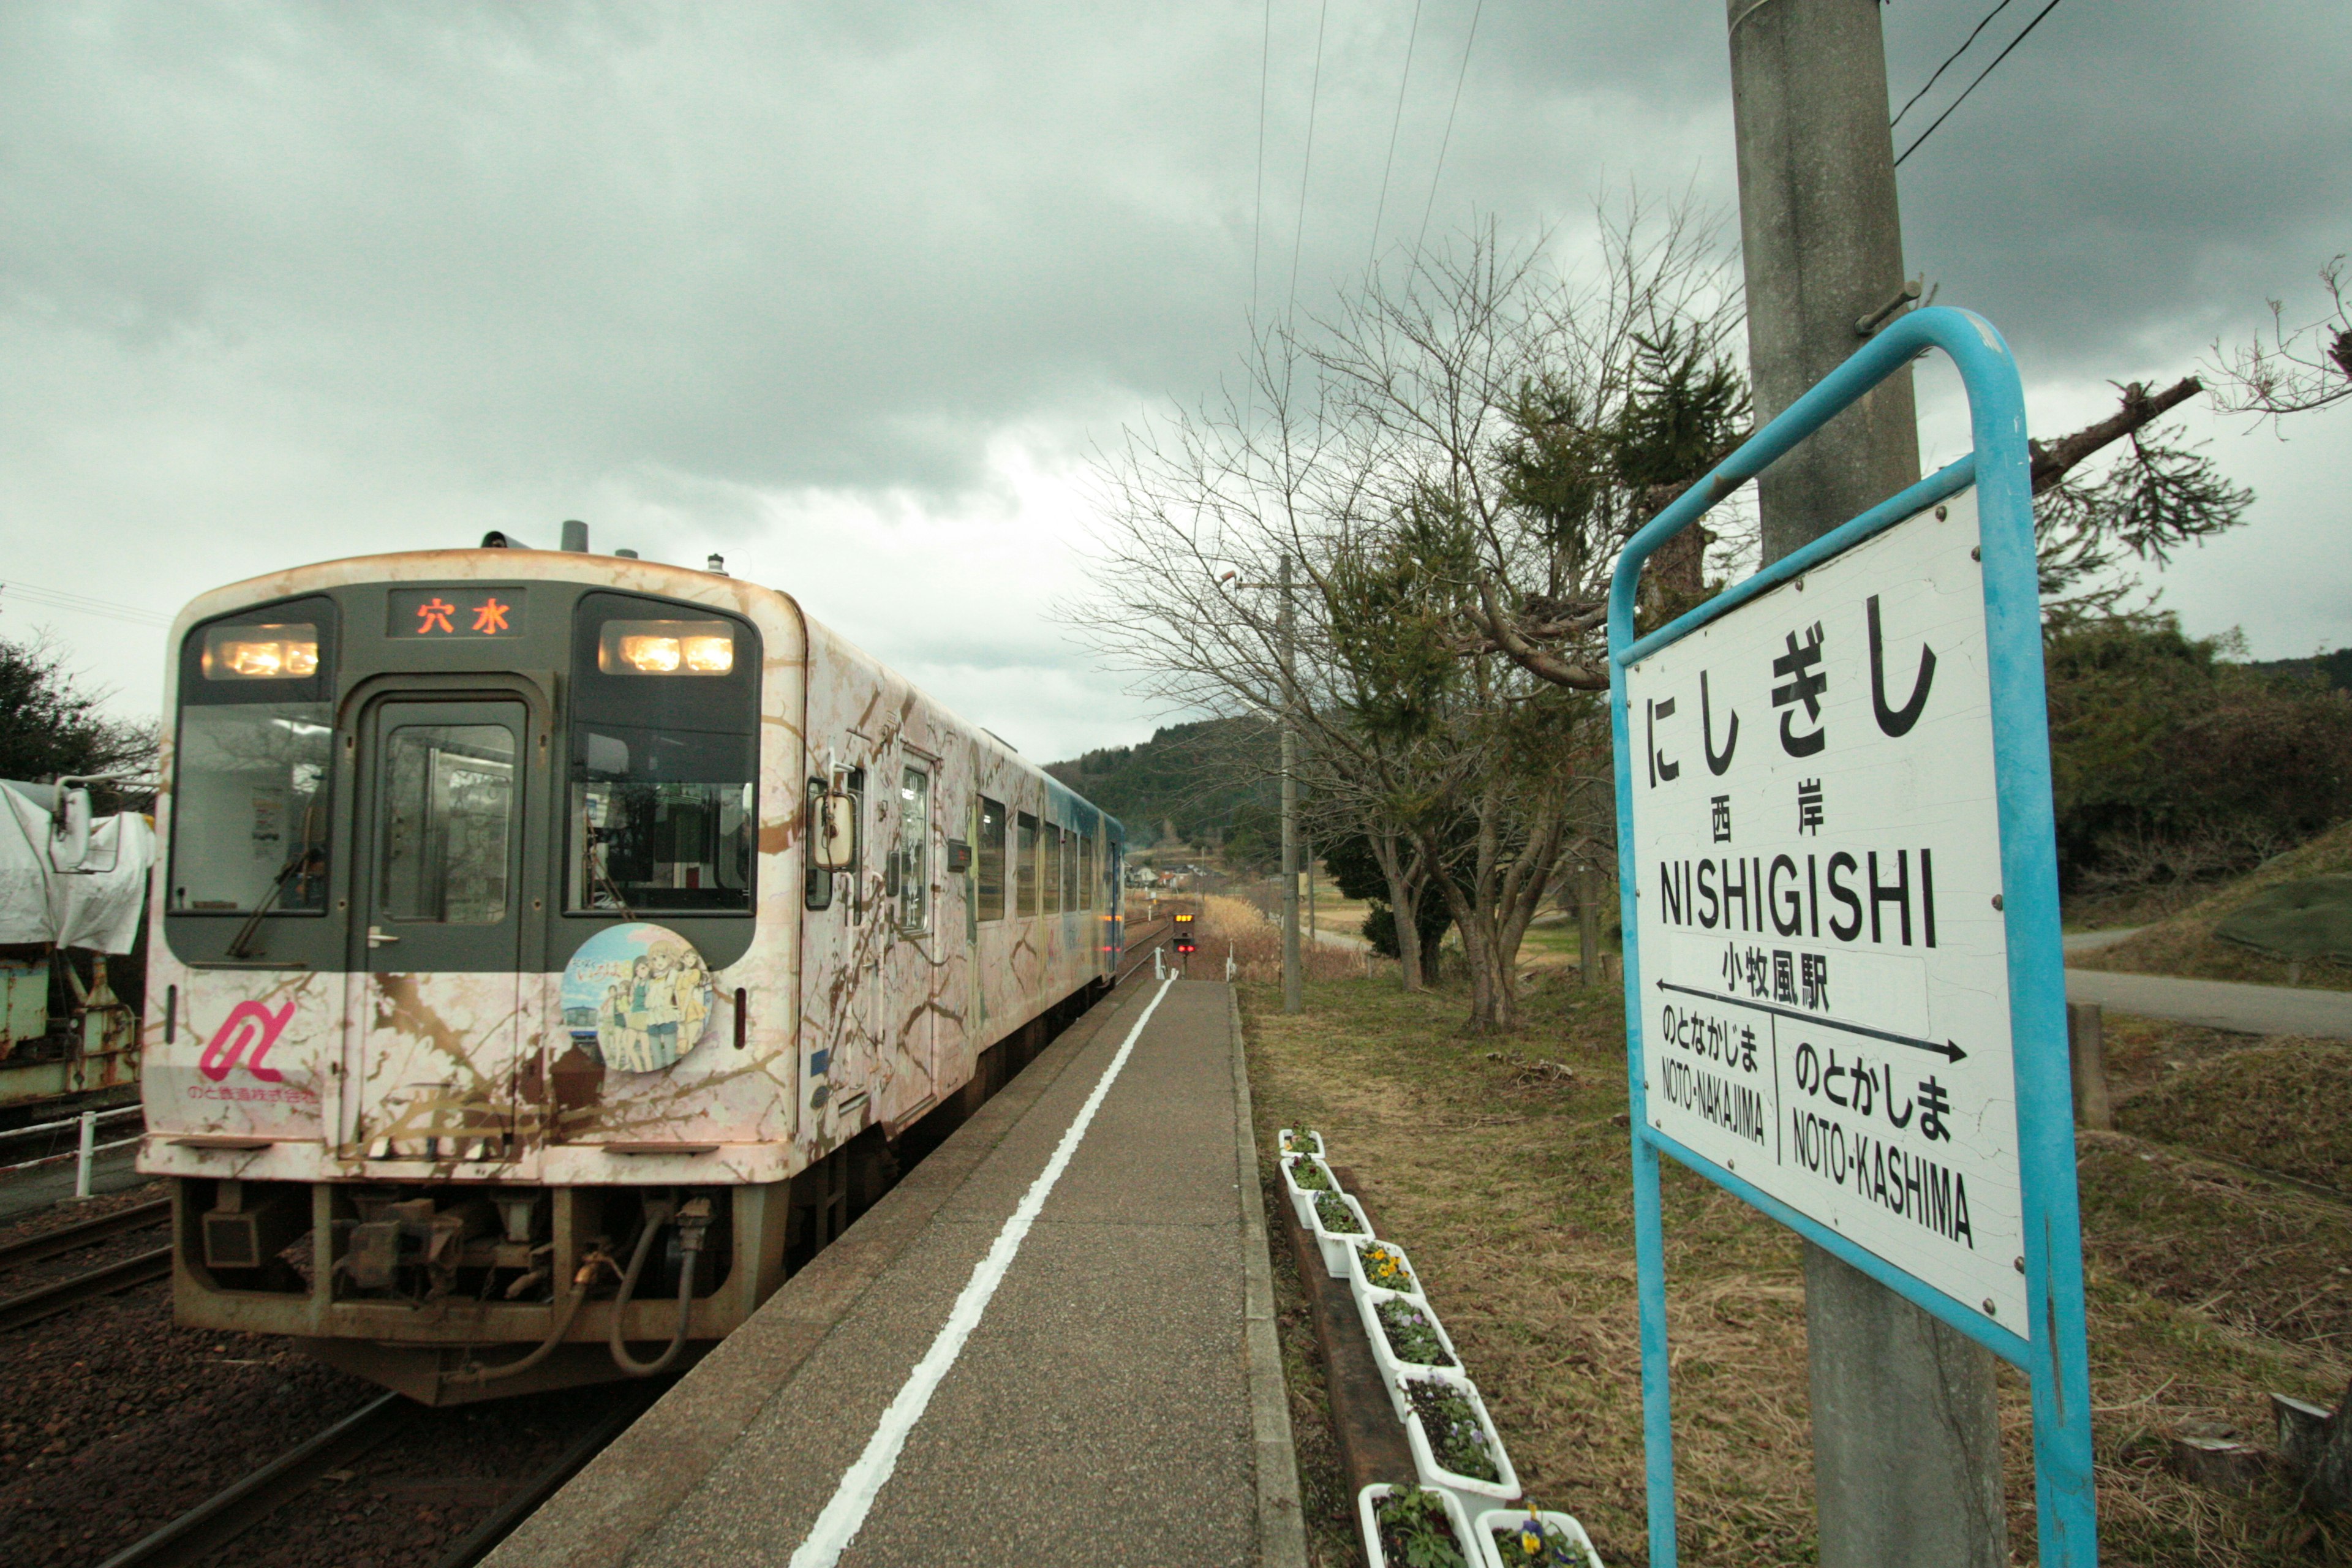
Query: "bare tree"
1075 213 1684 1028
2204 255 2352 423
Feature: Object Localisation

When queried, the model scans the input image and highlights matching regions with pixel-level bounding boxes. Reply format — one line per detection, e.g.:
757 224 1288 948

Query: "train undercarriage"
168 985 1096 1403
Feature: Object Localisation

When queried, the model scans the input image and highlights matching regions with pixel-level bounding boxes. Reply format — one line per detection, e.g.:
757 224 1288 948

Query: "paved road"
2064 968 2352 1040
2063 927 2142 955
0 1144 145 1225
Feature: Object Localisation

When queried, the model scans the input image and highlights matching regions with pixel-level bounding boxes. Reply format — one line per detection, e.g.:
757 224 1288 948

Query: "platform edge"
1230 984 1310 1568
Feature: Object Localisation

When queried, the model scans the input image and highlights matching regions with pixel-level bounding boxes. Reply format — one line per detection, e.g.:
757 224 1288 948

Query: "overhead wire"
1250 0 1273 326
1365 0 1427 271
1890 0 2018 129
0 581 170 628
1284 0 1332 336
1894 0 2067 167
1411 0 1484 265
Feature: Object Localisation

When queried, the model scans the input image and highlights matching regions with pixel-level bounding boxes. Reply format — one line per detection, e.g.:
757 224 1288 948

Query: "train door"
886 753 938 1101
349 696 528 1159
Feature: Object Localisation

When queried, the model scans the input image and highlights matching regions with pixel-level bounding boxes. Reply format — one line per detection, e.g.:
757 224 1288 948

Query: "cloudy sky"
3 1 2345 763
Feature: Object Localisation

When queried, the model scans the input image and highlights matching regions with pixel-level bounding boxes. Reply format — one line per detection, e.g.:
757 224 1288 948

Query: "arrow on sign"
1654 978 1967 1063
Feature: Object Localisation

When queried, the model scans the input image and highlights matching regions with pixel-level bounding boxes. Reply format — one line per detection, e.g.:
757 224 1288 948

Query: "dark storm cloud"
0 1 2342 746
1885 0 2352 379
0 2 1735 503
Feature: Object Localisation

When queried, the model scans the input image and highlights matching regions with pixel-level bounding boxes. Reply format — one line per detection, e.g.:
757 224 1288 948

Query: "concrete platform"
486 974 1305 1568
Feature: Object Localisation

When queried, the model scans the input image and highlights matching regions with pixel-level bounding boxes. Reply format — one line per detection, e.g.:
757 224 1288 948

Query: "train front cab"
141 556 823 1401
138 551 1120 1402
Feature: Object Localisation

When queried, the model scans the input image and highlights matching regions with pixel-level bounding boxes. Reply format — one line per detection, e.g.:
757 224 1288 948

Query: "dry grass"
1199 895 1385 986
1241 974 2352 1567
2072 821 2352 992
2114 1037 2352 1194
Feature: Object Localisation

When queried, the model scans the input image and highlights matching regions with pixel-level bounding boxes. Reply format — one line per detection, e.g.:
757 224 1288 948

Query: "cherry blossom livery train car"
136 540 1125 1401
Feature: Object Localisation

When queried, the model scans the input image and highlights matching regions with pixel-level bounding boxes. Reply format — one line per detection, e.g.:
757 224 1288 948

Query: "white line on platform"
786 973 1180 1568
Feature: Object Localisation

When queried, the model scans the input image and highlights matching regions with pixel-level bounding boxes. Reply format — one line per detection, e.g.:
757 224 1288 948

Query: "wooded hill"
1046 717 1280 861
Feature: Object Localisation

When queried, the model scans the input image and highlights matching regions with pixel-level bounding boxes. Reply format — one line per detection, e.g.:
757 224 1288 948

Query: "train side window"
1016 811 1039 917
1079 830 1095 911
1061 826 1078 912
897 764 930 935
1042 824 1061 915
977 796 1006 921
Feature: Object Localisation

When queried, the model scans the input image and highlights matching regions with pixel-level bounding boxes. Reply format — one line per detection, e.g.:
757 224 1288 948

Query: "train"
135 526 1126 1401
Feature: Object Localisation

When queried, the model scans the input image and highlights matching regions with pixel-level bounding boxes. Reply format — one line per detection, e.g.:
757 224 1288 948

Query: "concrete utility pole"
1279 552 1303 1014
1724 2 2007 1565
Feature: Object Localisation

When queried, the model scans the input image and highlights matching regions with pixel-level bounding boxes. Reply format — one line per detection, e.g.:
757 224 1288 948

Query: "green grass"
1242 973 2350 1567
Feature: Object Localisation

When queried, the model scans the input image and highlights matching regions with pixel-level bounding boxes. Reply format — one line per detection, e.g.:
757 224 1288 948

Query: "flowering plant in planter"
1359 1483 1477 1568
1476 1507 1605 1567
1403 1377 1503 1484
1278 1127 1325 1157
1312 1189 1364 1235
1355 1239 1419 1295
1355 1285 1468 1420
1280 1153 1343 1231
1376 1297 1456 1368
1396 1373 1521 1510
1306 1189 1373 1277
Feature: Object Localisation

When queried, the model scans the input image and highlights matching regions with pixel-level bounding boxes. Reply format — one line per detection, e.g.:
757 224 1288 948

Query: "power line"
1284 0 1332 334
1894 0 2066 167
1366 0 1427 270
1412 0 1483 264
0 581 170 628
1250 0 1273 325
1890 0 2018 129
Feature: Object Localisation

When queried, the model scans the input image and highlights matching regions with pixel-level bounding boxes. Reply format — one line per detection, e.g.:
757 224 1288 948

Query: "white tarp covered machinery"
0 778 156 1112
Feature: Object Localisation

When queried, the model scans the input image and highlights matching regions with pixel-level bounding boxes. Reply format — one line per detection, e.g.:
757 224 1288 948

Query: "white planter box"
1276 1126 1325 1159
1346 1235 1428 1303
1473 1506 1606 1568
1305 1190 1372 1278
1355 1284 1466 1419
1278 1153 1341 1231
1398 1370 1521 1514
1357 1482 1479 1568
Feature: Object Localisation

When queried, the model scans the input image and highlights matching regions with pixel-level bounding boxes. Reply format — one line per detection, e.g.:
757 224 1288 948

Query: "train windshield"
568 592 760 914
171 603 337 915
172 704 333 912
569 726 754 911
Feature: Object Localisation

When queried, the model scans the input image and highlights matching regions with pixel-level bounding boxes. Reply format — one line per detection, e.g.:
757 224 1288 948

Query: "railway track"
92 1383 658 1568
1115 916 1177 984
0 1196 170 1273
0 1196 173 1333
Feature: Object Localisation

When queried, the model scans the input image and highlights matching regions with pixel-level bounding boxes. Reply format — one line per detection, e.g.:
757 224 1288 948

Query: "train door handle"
367 926 400 947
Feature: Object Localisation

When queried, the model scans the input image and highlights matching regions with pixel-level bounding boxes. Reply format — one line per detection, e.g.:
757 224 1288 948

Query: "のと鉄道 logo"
198 998 296 1083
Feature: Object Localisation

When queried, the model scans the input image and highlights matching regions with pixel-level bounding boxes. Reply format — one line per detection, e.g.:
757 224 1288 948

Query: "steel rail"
1115 918 1177 985
92 1392 411 1568
427 1385 666 1568
0 1196 171 1275
0 1245 173 1332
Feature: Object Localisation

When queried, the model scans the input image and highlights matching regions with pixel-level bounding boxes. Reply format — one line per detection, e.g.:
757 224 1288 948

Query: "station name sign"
1626 490 2028 1330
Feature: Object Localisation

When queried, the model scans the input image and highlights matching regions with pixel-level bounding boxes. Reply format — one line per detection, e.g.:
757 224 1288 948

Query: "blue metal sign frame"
1607 306 2095 1567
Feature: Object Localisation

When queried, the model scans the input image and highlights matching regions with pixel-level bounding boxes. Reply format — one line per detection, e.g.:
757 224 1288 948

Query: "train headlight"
203 624 321 680
600 620 735 676
682 635 734 673
620 634 682 673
